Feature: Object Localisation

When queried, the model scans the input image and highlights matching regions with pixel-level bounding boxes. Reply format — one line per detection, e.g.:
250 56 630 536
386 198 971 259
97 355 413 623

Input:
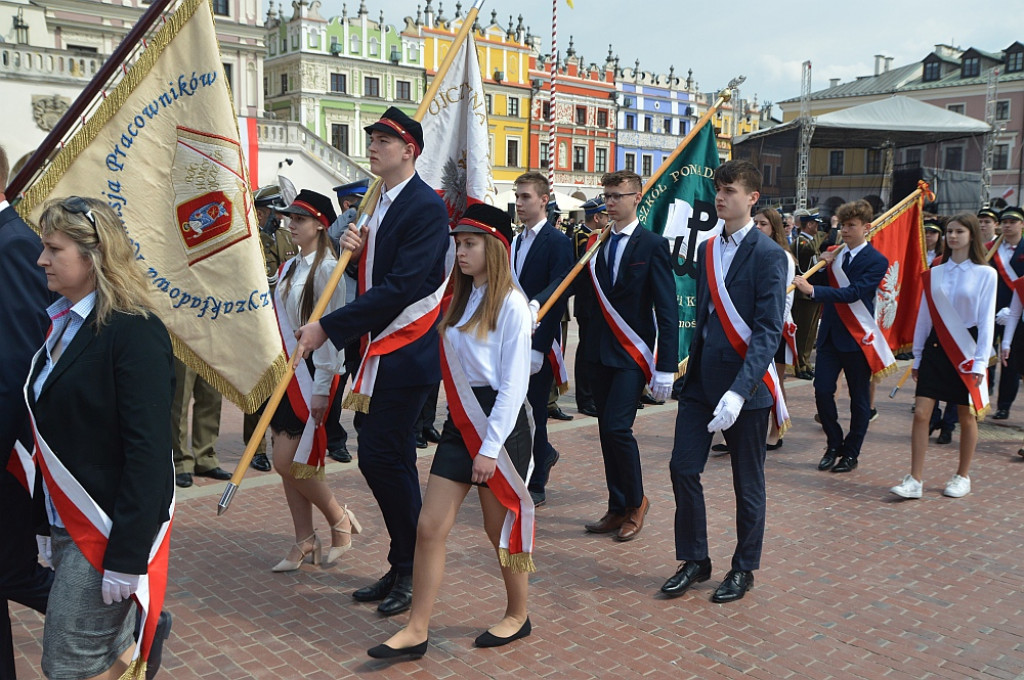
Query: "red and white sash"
783 319 798 368
346 215 448 413
705 237 790 434
827 252 897 379
6 439 35 493
991 250 1024 297
274 259 340 479
922 267 990 417
587 235 656 382
23 348 172 680
440 334 536 573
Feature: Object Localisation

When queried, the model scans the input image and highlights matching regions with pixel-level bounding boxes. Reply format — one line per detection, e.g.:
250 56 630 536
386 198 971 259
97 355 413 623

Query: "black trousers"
356 384 430 575
415 383 440 432
526 362 557 495
813 342 872 459
670 395 770 571
574 316 595 411
591 364 647 513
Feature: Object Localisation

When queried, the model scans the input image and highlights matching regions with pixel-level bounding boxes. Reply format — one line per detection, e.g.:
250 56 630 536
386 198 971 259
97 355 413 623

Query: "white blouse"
913 259 996 374
444 285 531 459
784 252 796 324
282 251 346 395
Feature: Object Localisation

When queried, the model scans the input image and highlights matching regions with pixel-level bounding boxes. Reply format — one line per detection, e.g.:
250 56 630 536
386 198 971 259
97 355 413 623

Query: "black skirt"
774 337 788 365
270 357 341 437
430 386 532 487
915 328 976 405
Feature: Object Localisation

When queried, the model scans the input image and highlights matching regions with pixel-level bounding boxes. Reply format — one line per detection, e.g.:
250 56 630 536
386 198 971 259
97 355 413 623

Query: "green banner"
637 123 721 362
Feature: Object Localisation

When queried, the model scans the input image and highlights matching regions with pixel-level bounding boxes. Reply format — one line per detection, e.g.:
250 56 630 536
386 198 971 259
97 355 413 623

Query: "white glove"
707 390 745 433
36 535 52 568
530 350 545 375
101 570 140 605
996 307 1011 326
528 300 540 332
650 371 674 403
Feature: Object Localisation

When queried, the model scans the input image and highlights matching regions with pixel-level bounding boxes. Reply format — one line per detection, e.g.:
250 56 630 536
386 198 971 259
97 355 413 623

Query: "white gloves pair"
996 307 1011 326
530 350 545 375
649 371 674 403
36 535 140 604
707 390 745 433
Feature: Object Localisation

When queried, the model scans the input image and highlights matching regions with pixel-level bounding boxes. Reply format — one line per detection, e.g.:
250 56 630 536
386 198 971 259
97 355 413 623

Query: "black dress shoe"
474 618 532 647
547 407 573 421
660 559 712 598
766 439 784 451
194 467 232 480
817 448 840 471
145 611 172 679
530 490 546 507
378 573 413 616
352 569 398 602
711 569 753 603
422 426 442 443
175 473 193 488
832 456 858 473
936 429 953 445
711 443 730 456
328 445 352 463
250 453 272 472
640 393 664 406
993 409 1010 420
367 639 427 660
578 405 598 417
415 433 428 449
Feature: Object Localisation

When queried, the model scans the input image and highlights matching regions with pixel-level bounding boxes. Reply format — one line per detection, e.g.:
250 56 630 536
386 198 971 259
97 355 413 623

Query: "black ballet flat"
367 639 427 660
766 439 784 451
474 618 532 648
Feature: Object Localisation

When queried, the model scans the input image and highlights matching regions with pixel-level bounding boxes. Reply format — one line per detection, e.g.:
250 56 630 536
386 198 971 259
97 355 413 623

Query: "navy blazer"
988 238 1024 310
576 225 679 373
319 172 449 388
809 243 889 354
682 228 787 410
0 206 50 463
30 310 175 574
513 222 573 354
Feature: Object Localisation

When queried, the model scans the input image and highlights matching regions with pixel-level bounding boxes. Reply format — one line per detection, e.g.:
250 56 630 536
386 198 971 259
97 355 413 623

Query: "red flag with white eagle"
868 192 927 353
418 32 494 225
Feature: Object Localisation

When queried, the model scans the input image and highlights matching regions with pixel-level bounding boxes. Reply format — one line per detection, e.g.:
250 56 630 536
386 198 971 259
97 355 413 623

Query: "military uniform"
791 212 824 377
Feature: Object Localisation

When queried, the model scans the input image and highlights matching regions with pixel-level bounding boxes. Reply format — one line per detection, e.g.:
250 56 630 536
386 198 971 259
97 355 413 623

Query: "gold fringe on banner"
170 334 287 414
290 461 326 481
498 549 536 574
556 382 569 396
871 362 900 382
777 418 791 439
342 390 371 414
118 658 145 680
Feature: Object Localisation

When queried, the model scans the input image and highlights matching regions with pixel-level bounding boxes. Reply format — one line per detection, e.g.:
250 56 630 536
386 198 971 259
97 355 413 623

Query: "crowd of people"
4 106 1024 677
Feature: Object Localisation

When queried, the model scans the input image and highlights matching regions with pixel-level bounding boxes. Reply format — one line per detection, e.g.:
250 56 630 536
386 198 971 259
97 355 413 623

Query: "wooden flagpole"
218 0 488 515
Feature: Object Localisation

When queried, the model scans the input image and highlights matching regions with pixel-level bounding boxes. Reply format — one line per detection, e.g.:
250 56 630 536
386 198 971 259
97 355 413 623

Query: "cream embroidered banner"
17 0 284 412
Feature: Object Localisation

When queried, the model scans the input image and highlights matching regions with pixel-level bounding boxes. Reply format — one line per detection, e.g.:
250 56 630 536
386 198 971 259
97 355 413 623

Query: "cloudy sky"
292 0 1021 114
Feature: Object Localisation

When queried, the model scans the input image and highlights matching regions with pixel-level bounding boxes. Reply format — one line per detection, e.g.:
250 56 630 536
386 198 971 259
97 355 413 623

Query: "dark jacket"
513 221 573 354
809 243 889 354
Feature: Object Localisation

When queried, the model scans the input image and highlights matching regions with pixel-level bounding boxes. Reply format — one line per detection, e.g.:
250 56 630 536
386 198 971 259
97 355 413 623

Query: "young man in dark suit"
570 170 678 542
990 206 1024 419
572 196 608 417
793 199 892 473
0 145 55 680
295 107 449 617
663 160 786 604
511 172 573 507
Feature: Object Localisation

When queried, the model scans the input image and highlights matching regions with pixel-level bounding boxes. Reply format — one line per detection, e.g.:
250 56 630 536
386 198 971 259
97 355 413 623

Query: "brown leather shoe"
584 511 626 534
615 496 650 542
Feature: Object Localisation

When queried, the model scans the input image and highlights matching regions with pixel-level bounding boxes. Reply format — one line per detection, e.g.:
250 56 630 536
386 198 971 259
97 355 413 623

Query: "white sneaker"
890 475 922 499
943 474 971 498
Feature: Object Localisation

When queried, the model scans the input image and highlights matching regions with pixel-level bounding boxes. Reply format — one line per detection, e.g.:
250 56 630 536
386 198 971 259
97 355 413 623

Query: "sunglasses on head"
62 196 98 232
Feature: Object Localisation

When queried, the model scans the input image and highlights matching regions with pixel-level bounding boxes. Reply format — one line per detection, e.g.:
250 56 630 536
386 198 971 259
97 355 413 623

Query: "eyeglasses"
600 192 638 203
62 196 98 232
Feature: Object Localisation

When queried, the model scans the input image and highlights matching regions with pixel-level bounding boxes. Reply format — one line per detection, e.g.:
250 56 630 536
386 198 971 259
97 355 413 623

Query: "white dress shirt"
513 218 547 276
282 252 346 395
605 219 639 285
444 286 531 459
706 221 753 322
913 258 996 374
784 253 796 324
369 173 414 232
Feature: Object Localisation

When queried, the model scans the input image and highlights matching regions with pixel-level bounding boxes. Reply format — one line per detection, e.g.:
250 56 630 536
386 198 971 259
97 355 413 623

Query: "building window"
575 106 586 125
962 56 980 78
263 76 268 98
664 118 672 135
350 34 360 53
762 164 772 185
923 61 941 82
904 148 922 167
996 100 1011 121
573 145 586 171
222 63 233 92
644 116 653 132
595 147 608 173
280 73 288 94
396 80 411 100
947 103 965 115
624 153 636 172
1008 50 1024 73
330 73 346 93
625 113 635 130
542 102 551 121
506 138 520 168
485 94 492 114
866 148 882 174
331 124 349 154
364 76 380 97
944 146 963 171
540 142 549 167
994 144 1010 171
507 96 519 117
368 37 379 56
597 109 608 128
642 154 653 177
829 150 844 176
212 0 228 16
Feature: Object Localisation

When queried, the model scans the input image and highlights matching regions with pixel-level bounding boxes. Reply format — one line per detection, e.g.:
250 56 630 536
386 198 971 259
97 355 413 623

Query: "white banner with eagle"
16 0 285 412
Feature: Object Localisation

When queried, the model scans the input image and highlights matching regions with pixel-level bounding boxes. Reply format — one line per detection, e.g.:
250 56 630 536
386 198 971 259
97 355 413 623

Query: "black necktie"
608 232 626 283
842 251 852 273
514 234 524 273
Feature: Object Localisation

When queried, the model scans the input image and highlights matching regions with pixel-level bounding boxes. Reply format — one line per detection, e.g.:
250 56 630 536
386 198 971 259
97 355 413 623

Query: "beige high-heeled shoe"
272 534 321 572
323 506 362 566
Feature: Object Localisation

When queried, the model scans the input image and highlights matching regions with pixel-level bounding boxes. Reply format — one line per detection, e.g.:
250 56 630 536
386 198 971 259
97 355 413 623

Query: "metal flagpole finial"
727 75 746 89
720 88 733 103
217 483 238 515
